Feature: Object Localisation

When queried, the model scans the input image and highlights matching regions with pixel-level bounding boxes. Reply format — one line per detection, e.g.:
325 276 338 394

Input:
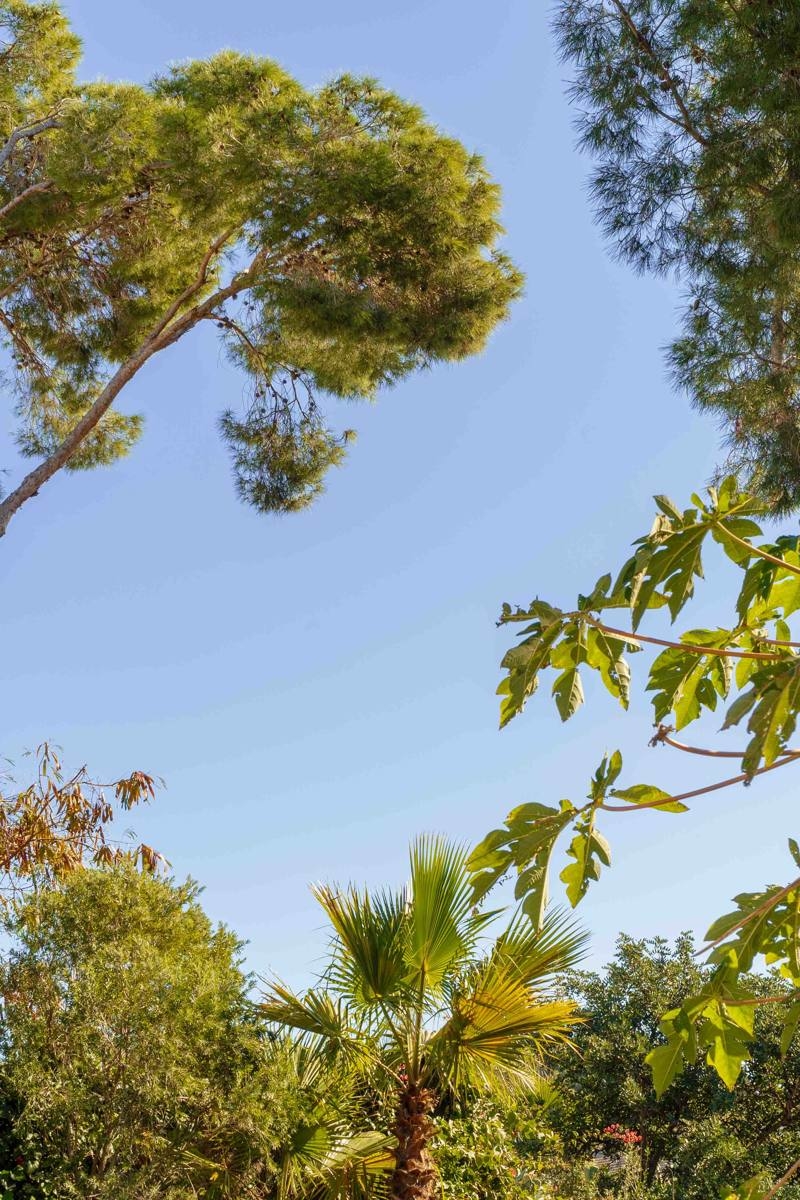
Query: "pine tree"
555 0 800 512
0 0 522 537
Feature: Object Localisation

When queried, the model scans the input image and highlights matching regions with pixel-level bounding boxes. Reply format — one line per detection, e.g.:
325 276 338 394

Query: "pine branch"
0 179 53 223
0 241 267 538
0 115 61 171
609 0 709 149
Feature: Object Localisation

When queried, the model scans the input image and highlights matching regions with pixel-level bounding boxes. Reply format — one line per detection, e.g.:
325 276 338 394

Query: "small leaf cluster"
0 742 161 902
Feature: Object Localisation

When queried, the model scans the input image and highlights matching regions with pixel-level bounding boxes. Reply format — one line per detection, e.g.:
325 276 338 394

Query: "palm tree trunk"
390 1085 438 1200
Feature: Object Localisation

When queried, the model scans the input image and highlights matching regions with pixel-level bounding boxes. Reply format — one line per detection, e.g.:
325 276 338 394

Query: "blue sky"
3 0 797 984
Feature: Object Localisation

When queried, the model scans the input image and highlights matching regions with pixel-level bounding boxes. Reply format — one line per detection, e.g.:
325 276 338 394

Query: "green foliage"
475 478 800 1102
555 0 800 513
0 1 522 529
0 865 295 1198
431 1095 561 1200
547 934 800 1200
268 1039 397 1200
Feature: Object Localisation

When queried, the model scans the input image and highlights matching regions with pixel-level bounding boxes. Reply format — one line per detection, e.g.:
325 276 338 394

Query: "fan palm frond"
429 960 577 1097
278 1123 395 1200
318 1129 396 1200
261 983 368 1066
491 906 589 987
313 883 409 1008
405 835 485 995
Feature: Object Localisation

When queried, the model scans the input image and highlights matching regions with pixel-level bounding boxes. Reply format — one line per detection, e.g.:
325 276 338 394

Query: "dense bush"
0 866 297 1199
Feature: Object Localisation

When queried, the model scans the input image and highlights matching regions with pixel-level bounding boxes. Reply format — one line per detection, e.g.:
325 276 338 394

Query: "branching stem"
600 750 800 813
583 614 784 662
0 232 261 539
658 731 800 760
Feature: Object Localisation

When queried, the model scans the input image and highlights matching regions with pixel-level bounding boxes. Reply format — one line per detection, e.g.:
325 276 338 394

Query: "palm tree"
262 836 586 1200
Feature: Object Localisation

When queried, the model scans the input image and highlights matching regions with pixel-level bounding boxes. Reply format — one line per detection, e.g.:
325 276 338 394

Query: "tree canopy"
0 0 522 536
551 934 800 1198
555 0 800 512
0 865 295 1198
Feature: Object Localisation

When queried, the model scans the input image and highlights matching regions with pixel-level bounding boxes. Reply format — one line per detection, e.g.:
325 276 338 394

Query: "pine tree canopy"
556 0 800 513
0 0 522 534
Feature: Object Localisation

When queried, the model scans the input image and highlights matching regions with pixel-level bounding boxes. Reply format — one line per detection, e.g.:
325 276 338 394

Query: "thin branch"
699 875 800 956
147 225 239 341
0 178 53 223
584 614 785 662
763 1156 800 1200
600 750 800 813
653 728 800 760
714 525 800 579
609 0 709 148
0 307 48 375
0 116 61 171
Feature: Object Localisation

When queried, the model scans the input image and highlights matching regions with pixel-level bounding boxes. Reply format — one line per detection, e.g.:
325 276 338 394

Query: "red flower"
602 1124 642 1145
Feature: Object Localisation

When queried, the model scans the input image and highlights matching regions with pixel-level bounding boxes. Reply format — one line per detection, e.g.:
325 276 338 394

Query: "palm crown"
262 836 586 1200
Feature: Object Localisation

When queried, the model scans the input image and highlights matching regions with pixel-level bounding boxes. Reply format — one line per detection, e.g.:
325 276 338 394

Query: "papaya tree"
471 477 800 1199
0 0 522 539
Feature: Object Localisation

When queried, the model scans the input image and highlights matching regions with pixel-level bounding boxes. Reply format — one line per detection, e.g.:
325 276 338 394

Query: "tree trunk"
390 1085 438 1200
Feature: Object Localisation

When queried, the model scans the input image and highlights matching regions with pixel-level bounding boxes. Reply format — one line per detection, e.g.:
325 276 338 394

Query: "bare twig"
763 1156 800 1200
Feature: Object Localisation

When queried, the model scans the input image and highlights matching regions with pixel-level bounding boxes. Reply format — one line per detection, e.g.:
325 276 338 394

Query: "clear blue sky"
3 0 797 984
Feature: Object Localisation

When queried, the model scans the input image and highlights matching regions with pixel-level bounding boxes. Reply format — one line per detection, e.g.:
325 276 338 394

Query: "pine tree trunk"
390 1085 438 1200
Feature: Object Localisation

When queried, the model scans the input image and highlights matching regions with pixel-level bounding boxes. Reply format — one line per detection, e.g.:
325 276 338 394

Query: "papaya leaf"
588 751 623 801
498 618 565 728
721 688 759 732
781 1000 800 1056
586 626 633 709
702 1014 751 1090
552 667 585 722
646 1036 686 1096
611 783 688 814
558 816 610 908
741 660 800 773
631 519 709 628
719 1173 770 1200
467 801 577 928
